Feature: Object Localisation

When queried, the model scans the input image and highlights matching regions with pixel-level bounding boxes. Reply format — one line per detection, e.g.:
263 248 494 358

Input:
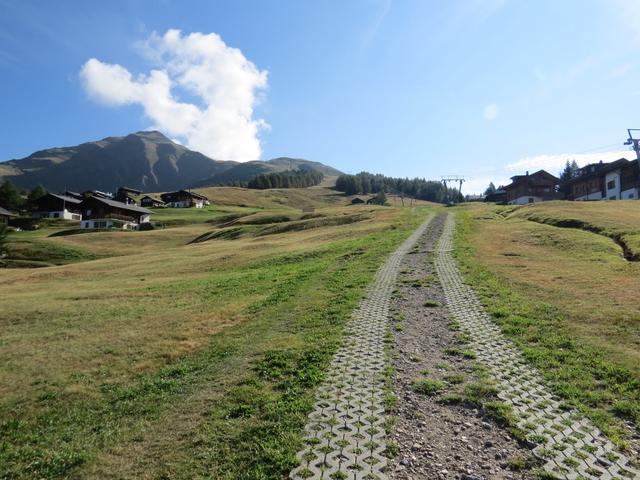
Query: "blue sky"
1 0 639 193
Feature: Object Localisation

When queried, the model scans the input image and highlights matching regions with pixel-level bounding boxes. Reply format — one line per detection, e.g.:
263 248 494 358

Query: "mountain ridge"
0 131 341 192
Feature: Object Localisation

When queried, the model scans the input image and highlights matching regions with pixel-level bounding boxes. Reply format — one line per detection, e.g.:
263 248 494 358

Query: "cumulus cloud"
483 103 499 120
505 150 631 173
80 29 268 161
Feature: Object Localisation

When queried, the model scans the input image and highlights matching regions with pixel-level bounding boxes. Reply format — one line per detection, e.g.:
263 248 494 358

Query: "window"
629 193 635 199
607 179 616 190
528 197 534 203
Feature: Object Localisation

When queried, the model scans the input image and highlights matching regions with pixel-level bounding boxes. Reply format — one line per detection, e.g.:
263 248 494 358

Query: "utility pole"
441 176 466 205
624 129 640 198
624 129 640 160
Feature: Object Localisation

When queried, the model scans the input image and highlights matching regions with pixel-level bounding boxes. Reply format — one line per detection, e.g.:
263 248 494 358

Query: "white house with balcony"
79 196 152 230
33 193 83 220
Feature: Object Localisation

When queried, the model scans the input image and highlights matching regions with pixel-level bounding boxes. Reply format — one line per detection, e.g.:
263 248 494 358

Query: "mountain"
0 131 341 192
192 157 342 187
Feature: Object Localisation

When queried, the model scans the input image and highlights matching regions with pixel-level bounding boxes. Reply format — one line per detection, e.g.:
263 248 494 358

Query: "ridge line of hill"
0 131 342 192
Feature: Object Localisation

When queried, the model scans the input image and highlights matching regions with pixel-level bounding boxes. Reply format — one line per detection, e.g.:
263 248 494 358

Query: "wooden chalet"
33 193 83 220
0 206 17 225
484 188 507 203
140 195 166 208
564 159 640 201
115 187 142 205
503 170 561 205
160 190 210 208
80 196 151 230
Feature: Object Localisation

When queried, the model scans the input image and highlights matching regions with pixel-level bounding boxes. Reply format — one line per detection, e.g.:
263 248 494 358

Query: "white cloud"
505 150 631 173
483 103 499 120
464 149 634 195
80 29 268 161
465 175 511 195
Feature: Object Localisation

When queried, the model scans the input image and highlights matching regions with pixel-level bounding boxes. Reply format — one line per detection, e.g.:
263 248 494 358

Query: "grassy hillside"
0 184 435 479
506 200 640 258
454 201 640 447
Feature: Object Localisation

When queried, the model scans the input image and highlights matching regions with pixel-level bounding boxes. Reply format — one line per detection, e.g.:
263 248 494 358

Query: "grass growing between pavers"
453 204 640 448
0 203 432 479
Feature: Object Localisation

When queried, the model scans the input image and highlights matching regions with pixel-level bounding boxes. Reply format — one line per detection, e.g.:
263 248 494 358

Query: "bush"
139 223 155 231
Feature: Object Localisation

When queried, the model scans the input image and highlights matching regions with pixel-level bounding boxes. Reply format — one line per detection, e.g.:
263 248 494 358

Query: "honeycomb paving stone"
434 213 640 480
290 214 435 480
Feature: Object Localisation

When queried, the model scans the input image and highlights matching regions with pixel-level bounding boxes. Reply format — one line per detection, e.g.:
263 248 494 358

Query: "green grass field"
4 189 639 476
0 186 435 479
454 201 640 448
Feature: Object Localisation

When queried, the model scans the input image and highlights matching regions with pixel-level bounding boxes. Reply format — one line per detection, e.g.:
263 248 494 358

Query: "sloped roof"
504 170 559 190
84 196 152 214
47 193 83 204
0 206 17 216
118 186 143 194
141 195 164 202
161 190 209 201
509 170 559 183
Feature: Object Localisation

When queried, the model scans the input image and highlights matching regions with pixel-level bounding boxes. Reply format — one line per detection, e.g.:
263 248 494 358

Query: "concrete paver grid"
290 214 435 480
435 214 639 480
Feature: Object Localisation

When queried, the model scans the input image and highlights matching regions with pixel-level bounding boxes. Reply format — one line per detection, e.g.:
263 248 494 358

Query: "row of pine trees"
247 170 324 189
335 172 452 203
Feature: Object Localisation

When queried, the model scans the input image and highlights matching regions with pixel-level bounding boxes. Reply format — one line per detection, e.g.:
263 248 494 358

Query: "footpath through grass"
453 204 640 449
0 205 432 479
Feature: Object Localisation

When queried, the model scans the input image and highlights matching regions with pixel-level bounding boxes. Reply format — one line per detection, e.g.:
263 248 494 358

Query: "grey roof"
49 193 83 204
162 189 209 200
0 206 17 216
141 195 165 202
86 196 152 214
